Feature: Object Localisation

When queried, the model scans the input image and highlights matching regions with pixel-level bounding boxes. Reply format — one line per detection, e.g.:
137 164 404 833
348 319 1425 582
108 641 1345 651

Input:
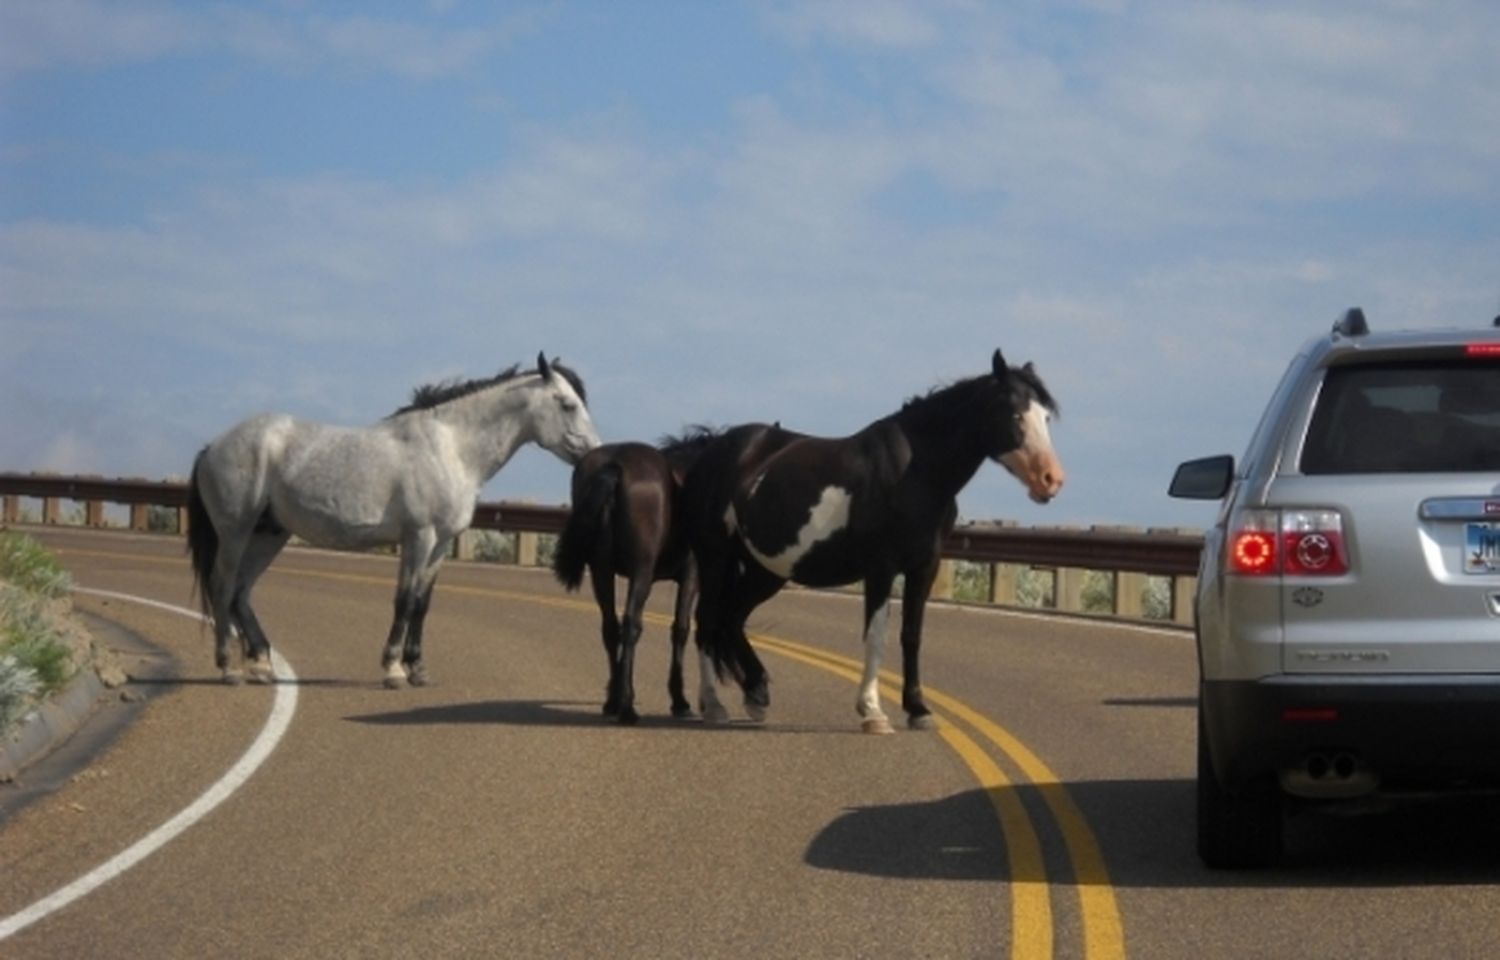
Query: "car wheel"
1197 705 1283 868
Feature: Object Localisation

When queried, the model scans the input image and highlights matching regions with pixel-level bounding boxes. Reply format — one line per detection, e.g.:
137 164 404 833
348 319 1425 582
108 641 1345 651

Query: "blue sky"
3 0 1498 531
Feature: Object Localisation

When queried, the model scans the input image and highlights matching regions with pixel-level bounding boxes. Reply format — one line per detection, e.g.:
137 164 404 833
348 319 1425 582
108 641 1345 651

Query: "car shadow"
806 780 1500 887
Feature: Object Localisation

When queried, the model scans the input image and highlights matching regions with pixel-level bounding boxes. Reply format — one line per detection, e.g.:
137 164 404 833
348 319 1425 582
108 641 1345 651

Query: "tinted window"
1301 360 1500 474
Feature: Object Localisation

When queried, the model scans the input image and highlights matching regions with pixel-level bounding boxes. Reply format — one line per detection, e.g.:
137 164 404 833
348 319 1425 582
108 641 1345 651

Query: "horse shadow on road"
345 698 846 732
347 699 614 728
806 779 1500 888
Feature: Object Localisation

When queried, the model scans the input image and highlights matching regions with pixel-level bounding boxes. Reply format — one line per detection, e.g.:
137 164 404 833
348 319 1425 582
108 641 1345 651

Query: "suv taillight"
1228 508 1349 577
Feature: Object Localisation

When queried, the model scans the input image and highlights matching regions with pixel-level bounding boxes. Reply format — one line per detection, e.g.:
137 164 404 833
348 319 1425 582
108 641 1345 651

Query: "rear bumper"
1203 676 1500 792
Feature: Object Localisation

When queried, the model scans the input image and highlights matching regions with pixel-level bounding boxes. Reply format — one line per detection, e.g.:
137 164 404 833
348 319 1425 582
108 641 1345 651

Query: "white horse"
187 353 600 686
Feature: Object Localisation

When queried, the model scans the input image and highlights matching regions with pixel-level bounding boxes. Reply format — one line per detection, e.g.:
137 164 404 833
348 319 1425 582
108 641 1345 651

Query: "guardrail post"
930 559 954 600
1055 566 1086 614
988 563 1018 606
453 530 478 561
1172 576 1197 626
1115 571 1147 618
516 531 539 567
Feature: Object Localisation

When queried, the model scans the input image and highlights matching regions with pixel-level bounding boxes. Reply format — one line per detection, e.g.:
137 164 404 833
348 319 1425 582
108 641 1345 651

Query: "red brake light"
1467 343 1500 357
1228 508 1349 577
1230 530 1277 574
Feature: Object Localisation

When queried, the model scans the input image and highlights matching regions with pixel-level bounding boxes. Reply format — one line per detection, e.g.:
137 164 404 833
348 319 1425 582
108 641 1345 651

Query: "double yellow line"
742 630 1124 960
59 544 1124 958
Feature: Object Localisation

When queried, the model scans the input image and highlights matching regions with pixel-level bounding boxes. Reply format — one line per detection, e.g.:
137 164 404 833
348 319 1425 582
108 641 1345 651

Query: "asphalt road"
4 526 1500 959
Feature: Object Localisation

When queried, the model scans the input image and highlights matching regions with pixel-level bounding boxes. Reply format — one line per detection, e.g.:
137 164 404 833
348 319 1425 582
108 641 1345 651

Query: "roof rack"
1332 307 1369 338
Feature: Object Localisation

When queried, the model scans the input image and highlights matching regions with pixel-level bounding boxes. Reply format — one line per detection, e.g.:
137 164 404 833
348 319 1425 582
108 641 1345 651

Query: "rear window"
1300 359 1500 474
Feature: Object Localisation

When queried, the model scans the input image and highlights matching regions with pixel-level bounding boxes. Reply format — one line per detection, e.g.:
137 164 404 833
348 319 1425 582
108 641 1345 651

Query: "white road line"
0 588 298 942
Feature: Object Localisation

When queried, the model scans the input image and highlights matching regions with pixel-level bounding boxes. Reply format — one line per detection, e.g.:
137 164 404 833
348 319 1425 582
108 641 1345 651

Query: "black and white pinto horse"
187 354 600 687
551 428 720 724
683 350 1064 733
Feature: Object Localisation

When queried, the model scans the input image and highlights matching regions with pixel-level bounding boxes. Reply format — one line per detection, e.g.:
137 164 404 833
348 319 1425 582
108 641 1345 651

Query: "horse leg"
615 569 654 725
588 561 623 715
398 580 437 686
210 532 251 684
856 574 896 735
400 540 450 687
898 556 940 730
721 563 784 723
691 545 732 725
233 527 290 684
381 537 430 688
667 559 698 718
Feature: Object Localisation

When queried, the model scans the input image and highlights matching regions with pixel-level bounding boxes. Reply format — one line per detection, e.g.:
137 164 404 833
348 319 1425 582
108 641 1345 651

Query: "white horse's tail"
186 448 218 622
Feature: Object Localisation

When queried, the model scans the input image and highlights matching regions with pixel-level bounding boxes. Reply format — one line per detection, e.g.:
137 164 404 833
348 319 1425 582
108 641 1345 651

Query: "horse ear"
537 351 553 381
992 349 1008 380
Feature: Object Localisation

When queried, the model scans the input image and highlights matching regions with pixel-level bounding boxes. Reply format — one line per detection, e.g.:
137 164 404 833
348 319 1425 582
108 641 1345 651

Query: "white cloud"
0 0 196 73
761 0 947 50
0 1 535 78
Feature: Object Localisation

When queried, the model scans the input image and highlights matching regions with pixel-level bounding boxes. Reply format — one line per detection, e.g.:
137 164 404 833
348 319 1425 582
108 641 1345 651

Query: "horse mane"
388 361 589 418
899 364 1060 419
656 424 723 468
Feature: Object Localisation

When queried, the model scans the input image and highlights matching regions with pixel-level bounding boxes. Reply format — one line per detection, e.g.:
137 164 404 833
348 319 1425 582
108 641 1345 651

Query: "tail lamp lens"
1228 508 1348 577
1228 509 1279 575
1282 509 1348 575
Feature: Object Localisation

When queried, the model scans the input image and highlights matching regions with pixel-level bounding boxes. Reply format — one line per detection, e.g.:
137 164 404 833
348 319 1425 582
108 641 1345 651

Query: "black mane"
389 361 588 418
657 424 723 469
899 364 1059 419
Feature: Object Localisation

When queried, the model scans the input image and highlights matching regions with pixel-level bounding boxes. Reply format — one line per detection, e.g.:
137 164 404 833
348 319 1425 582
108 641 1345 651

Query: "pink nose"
1032 463 1065 503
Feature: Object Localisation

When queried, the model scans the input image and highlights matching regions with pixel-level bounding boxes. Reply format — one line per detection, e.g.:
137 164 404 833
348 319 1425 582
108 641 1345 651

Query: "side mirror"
1169 454 1235 500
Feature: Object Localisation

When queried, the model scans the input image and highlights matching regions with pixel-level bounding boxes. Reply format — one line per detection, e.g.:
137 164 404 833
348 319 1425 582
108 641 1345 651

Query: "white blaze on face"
997 398 1063 503
740 485 852 579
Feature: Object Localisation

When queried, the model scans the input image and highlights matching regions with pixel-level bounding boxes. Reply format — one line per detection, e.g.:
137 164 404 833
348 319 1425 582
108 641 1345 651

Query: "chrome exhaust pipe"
1280 751 1379 799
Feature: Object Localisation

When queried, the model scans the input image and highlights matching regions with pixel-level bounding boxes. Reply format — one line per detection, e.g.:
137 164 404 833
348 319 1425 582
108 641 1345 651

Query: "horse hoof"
247 659 276 684
670 704 694 720
861 716 896 735
406 669 430 687
701 703 731 725
222 669 245 686
744 702 768 724
907 713 937 731
617 709 640 726
382 675 404 690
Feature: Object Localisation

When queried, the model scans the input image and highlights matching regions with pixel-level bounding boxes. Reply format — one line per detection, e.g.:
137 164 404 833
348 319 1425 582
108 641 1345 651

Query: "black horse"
552 429 721 724
682 350 1064 733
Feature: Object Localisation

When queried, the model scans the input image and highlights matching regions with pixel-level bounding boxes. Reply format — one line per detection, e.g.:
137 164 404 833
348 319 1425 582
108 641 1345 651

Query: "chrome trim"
1421 498 1500 521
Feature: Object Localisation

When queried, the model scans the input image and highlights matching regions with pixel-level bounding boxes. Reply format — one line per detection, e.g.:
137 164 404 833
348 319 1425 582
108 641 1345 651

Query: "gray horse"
187 353 600 686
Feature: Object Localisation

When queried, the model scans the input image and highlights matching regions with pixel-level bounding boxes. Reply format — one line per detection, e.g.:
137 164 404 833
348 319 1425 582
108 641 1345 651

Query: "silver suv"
1170 309 1500 867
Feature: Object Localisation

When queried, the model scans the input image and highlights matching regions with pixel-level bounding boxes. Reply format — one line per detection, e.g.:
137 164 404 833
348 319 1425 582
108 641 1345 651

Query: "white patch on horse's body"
740 485 853 579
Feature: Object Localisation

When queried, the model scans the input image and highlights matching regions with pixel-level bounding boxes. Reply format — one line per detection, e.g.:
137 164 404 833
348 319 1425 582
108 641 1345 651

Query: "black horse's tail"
552 463 620 591
186 449 218 621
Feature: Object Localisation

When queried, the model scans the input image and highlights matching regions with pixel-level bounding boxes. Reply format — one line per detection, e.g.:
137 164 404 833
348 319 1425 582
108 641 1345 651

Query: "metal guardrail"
0 472 1205 622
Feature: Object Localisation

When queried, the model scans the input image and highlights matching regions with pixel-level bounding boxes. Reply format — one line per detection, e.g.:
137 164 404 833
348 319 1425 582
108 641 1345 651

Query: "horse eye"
559 398 579 413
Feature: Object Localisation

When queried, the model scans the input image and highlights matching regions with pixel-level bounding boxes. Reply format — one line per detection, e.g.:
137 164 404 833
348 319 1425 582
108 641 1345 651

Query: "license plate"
1467 522 1500 573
